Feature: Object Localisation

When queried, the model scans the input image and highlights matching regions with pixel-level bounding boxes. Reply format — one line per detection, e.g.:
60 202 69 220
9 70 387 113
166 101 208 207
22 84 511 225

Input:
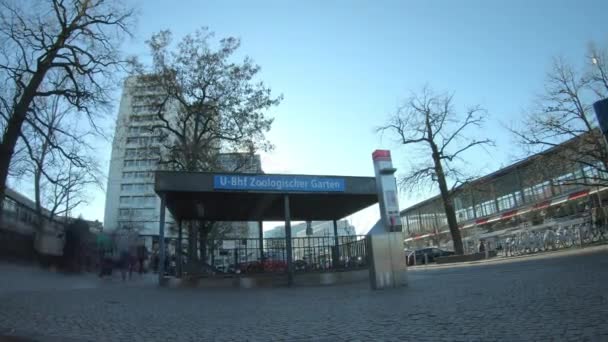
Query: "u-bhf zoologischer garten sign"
213 175 345 192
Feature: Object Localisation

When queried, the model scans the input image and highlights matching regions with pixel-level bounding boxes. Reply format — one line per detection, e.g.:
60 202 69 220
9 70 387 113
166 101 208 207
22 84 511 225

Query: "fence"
163 235 368 276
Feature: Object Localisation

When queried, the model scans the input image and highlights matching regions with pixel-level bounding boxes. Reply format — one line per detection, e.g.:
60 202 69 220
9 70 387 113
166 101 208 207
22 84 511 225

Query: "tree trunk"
34 167 44 232
0 22 73 210
431 146 465 255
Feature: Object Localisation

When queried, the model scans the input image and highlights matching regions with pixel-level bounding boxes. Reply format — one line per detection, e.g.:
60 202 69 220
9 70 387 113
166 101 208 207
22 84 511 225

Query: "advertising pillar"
372 149 403 232
368 150 407 289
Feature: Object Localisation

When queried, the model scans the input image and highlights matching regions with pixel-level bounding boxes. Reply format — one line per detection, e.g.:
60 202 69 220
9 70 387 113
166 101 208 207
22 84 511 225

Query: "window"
476 200 497 217
121 183 154 193
554 172 576 194
119 208 155 218
456 207 474 222
125 147 160 159
405 214 420 233
523 181 552 202
122 171 154 180
130 114 156 122
123 159 158 169
127 125 153 135
4 197 17 213
513 191 524 206
125 148 136 158
497 194 516 212
129 136 161 145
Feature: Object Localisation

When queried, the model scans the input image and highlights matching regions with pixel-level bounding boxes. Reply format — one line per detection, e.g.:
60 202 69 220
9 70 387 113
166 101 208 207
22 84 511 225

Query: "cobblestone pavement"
1 247 608 342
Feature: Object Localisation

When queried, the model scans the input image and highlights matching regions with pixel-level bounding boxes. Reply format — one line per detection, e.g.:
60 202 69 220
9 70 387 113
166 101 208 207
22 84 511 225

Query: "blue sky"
54 0 607 232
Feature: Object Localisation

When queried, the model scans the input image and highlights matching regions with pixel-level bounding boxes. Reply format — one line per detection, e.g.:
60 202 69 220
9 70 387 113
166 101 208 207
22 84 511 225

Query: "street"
1 246 607 341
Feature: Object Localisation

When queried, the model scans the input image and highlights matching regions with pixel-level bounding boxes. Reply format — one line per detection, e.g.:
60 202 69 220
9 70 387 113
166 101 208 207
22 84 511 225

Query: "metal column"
333 219 340 269
158 194 166 285
284 195 293 286
516 168 526 204
470 190 478 219
492 185 500 213
258 220 264 261
177 220 183 277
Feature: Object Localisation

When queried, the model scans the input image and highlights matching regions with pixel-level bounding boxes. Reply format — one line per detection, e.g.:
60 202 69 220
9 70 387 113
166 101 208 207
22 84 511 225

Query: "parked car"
407 248 455 265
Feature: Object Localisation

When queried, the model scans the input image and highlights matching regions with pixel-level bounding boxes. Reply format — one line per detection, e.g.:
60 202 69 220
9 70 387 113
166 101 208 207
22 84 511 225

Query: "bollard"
413 254 416 266
485 249 489 259
424 253 428 265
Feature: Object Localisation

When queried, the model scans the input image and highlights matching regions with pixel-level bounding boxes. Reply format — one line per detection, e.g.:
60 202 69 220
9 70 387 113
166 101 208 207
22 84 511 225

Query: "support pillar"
177 220 183 277
516 168 526 205
258 220 264 264
284 195 293 286
333 219 340 268
158 194 166 285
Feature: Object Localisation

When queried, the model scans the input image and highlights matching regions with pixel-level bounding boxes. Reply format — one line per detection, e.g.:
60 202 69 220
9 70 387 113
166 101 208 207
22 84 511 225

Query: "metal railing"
163 235 369 276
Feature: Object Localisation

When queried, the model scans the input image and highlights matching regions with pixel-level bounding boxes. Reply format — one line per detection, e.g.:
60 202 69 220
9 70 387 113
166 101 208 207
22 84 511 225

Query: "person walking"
136 242 147 275
115 231 133 281
97 233 113 277
478 240 486 253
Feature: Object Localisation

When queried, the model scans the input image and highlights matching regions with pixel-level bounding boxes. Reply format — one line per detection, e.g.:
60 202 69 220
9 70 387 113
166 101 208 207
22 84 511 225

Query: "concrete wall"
165 269 370 289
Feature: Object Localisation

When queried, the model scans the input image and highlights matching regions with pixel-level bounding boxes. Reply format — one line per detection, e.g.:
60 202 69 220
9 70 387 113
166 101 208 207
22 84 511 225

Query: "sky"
22 0 608 233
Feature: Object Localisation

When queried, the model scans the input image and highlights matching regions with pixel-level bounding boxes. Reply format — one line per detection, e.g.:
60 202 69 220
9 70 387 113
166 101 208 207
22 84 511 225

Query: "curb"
408 244 608 270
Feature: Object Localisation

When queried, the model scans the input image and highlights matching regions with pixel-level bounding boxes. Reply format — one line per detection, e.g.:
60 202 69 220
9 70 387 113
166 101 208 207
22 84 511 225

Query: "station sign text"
213 175 345 192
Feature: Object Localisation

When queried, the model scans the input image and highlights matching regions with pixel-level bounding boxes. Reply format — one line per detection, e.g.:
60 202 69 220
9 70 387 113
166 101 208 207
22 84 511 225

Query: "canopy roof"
154 171 379 221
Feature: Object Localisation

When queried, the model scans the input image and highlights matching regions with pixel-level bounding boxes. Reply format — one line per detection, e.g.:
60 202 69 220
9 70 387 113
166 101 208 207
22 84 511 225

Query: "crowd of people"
96 231 152 281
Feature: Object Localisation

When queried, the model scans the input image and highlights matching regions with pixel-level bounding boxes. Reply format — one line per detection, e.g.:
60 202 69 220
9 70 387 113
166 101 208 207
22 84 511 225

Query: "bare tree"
18 95 101 226
40 156 98 219
137 28 280 265
0 0 136 208
512 42 608 187
379 87 494 255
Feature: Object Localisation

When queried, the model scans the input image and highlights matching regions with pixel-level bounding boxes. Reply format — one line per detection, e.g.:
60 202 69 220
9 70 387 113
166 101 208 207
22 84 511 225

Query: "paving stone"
0 248 607 341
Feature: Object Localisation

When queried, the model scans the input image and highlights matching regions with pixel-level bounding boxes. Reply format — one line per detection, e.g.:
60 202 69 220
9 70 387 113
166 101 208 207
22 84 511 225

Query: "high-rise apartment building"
104 77 262 248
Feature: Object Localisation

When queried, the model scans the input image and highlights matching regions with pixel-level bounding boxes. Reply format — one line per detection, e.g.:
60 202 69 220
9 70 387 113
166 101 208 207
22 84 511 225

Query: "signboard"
594 98 608 136
213 175 345 192
372 149 403 232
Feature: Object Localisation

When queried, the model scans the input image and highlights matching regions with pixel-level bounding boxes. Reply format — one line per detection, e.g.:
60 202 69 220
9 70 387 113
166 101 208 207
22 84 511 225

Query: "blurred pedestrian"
478 240 486 253
115 231 135 281
97 233 113 277
136 242 148 275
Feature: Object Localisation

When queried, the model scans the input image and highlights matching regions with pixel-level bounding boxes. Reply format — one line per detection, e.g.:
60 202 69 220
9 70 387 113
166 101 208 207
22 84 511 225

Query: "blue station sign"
213 174 345 192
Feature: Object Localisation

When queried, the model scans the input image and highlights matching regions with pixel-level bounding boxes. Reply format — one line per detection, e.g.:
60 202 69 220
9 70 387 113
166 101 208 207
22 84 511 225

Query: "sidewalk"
408 243 608 271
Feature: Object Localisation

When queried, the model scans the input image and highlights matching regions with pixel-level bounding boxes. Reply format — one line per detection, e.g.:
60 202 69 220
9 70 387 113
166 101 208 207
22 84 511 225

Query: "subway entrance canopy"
154 171 380 286
155 171 379 221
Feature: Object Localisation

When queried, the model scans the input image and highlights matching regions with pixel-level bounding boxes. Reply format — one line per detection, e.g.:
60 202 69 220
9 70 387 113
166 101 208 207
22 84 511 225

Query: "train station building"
400 131 608 252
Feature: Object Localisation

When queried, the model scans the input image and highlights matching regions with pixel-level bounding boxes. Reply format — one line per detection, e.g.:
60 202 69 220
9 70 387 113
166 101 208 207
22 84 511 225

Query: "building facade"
104 77 262 249
400 132 608 252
